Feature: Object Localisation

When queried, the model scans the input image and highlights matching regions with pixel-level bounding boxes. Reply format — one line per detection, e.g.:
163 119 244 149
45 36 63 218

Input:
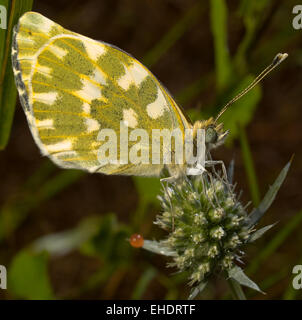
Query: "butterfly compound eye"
205 126 218 144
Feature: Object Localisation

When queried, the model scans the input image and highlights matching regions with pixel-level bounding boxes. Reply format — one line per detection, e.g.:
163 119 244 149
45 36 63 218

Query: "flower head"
142 160 291 299
155 172 253 285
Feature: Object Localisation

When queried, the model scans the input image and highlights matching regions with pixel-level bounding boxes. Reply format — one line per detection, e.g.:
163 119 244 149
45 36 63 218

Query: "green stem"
228 278 247 300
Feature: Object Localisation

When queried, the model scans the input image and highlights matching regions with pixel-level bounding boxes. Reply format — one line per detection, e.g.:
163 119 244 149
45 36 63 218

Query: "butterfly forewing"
12 12 190 175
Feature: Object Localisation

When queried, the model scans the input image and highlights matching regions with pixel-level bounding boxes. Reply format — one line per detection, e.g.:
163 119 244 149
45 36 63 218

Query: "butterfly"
11 12 287 178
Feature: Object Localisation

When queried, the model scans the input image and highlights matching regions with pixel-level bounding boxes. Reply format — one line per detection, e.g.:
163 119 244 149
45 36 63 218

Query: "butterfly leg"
205 152 229 182
205 160 228 180
205 159 235 198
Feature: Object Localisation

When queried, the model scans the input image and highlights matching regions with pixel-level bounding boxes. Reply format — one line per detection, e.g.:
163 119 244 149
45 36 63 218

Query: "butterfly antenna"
215 53 288 123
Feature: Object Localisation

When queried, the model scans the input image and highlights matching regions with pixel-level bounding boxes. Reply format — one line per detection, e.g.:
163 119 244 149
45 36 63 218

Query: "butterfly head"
193 118 229 150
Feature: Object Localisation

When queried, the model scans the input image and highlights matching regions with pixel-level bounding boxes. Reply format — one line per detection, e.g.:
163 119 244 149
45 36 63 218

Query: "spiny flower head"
141 160 290 298
155 173 253 285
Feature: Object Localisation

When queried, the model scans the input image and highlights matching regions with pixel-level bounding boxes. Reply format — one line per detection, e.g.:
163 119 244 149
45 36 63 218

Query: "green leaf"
210 0 232 92
8 250 54 299
0 0 33 150
188 282 207 300
248 160 292 227
220 75 262 143
228 265 263 293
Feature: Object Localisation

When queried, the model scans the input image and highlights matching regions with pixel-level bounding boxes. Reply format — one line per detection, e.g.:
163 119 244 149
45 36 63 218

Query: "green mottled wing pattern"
12 12 191 176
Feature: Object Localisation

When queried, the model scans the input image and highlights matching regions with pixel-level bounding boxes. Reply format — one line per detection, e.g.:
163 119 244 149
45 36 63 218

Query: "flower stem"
228 278 247 300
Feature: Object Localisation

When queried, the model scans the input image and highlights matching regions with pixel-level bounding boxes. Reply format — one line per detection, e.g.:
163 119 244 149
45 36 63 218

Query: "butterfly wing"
12 12 191 176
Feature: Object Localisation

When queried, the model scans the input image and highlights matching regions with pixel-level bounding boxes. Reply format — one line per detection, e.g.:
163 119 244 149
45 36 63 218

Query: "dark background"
0 0 301 299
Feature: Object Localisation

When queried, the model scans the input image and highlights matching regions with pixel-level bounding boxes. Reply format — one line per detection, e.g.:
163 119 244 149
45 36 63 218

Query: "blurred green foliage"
9 250 53 299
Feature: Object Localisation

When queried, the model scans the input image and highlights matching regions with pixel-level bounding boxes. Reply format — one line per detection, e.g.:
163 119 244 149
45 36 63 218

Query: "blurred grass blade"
131 267 157 299
247 208 302 275
23 160 56 190
0 0 33 150
238 125 260 206
248 160 292 227
257 266 288 294
142 1 204 67
210 0 232 92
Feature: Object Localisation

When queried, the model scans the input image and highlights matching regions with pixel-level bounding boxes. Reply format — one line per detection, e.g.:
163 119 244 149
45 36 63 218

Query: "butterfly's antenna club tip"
273 53 288 66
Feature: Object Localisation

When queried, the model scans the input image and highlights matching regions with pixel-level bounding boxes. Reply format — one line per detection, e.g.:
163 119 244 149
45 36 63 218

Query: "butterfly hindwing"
12 12 191 175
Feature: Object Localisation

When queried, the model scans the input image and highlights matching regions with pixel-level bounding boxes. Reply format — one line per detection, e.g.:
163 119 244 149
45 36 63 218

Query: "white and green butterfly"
11 12 287 178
